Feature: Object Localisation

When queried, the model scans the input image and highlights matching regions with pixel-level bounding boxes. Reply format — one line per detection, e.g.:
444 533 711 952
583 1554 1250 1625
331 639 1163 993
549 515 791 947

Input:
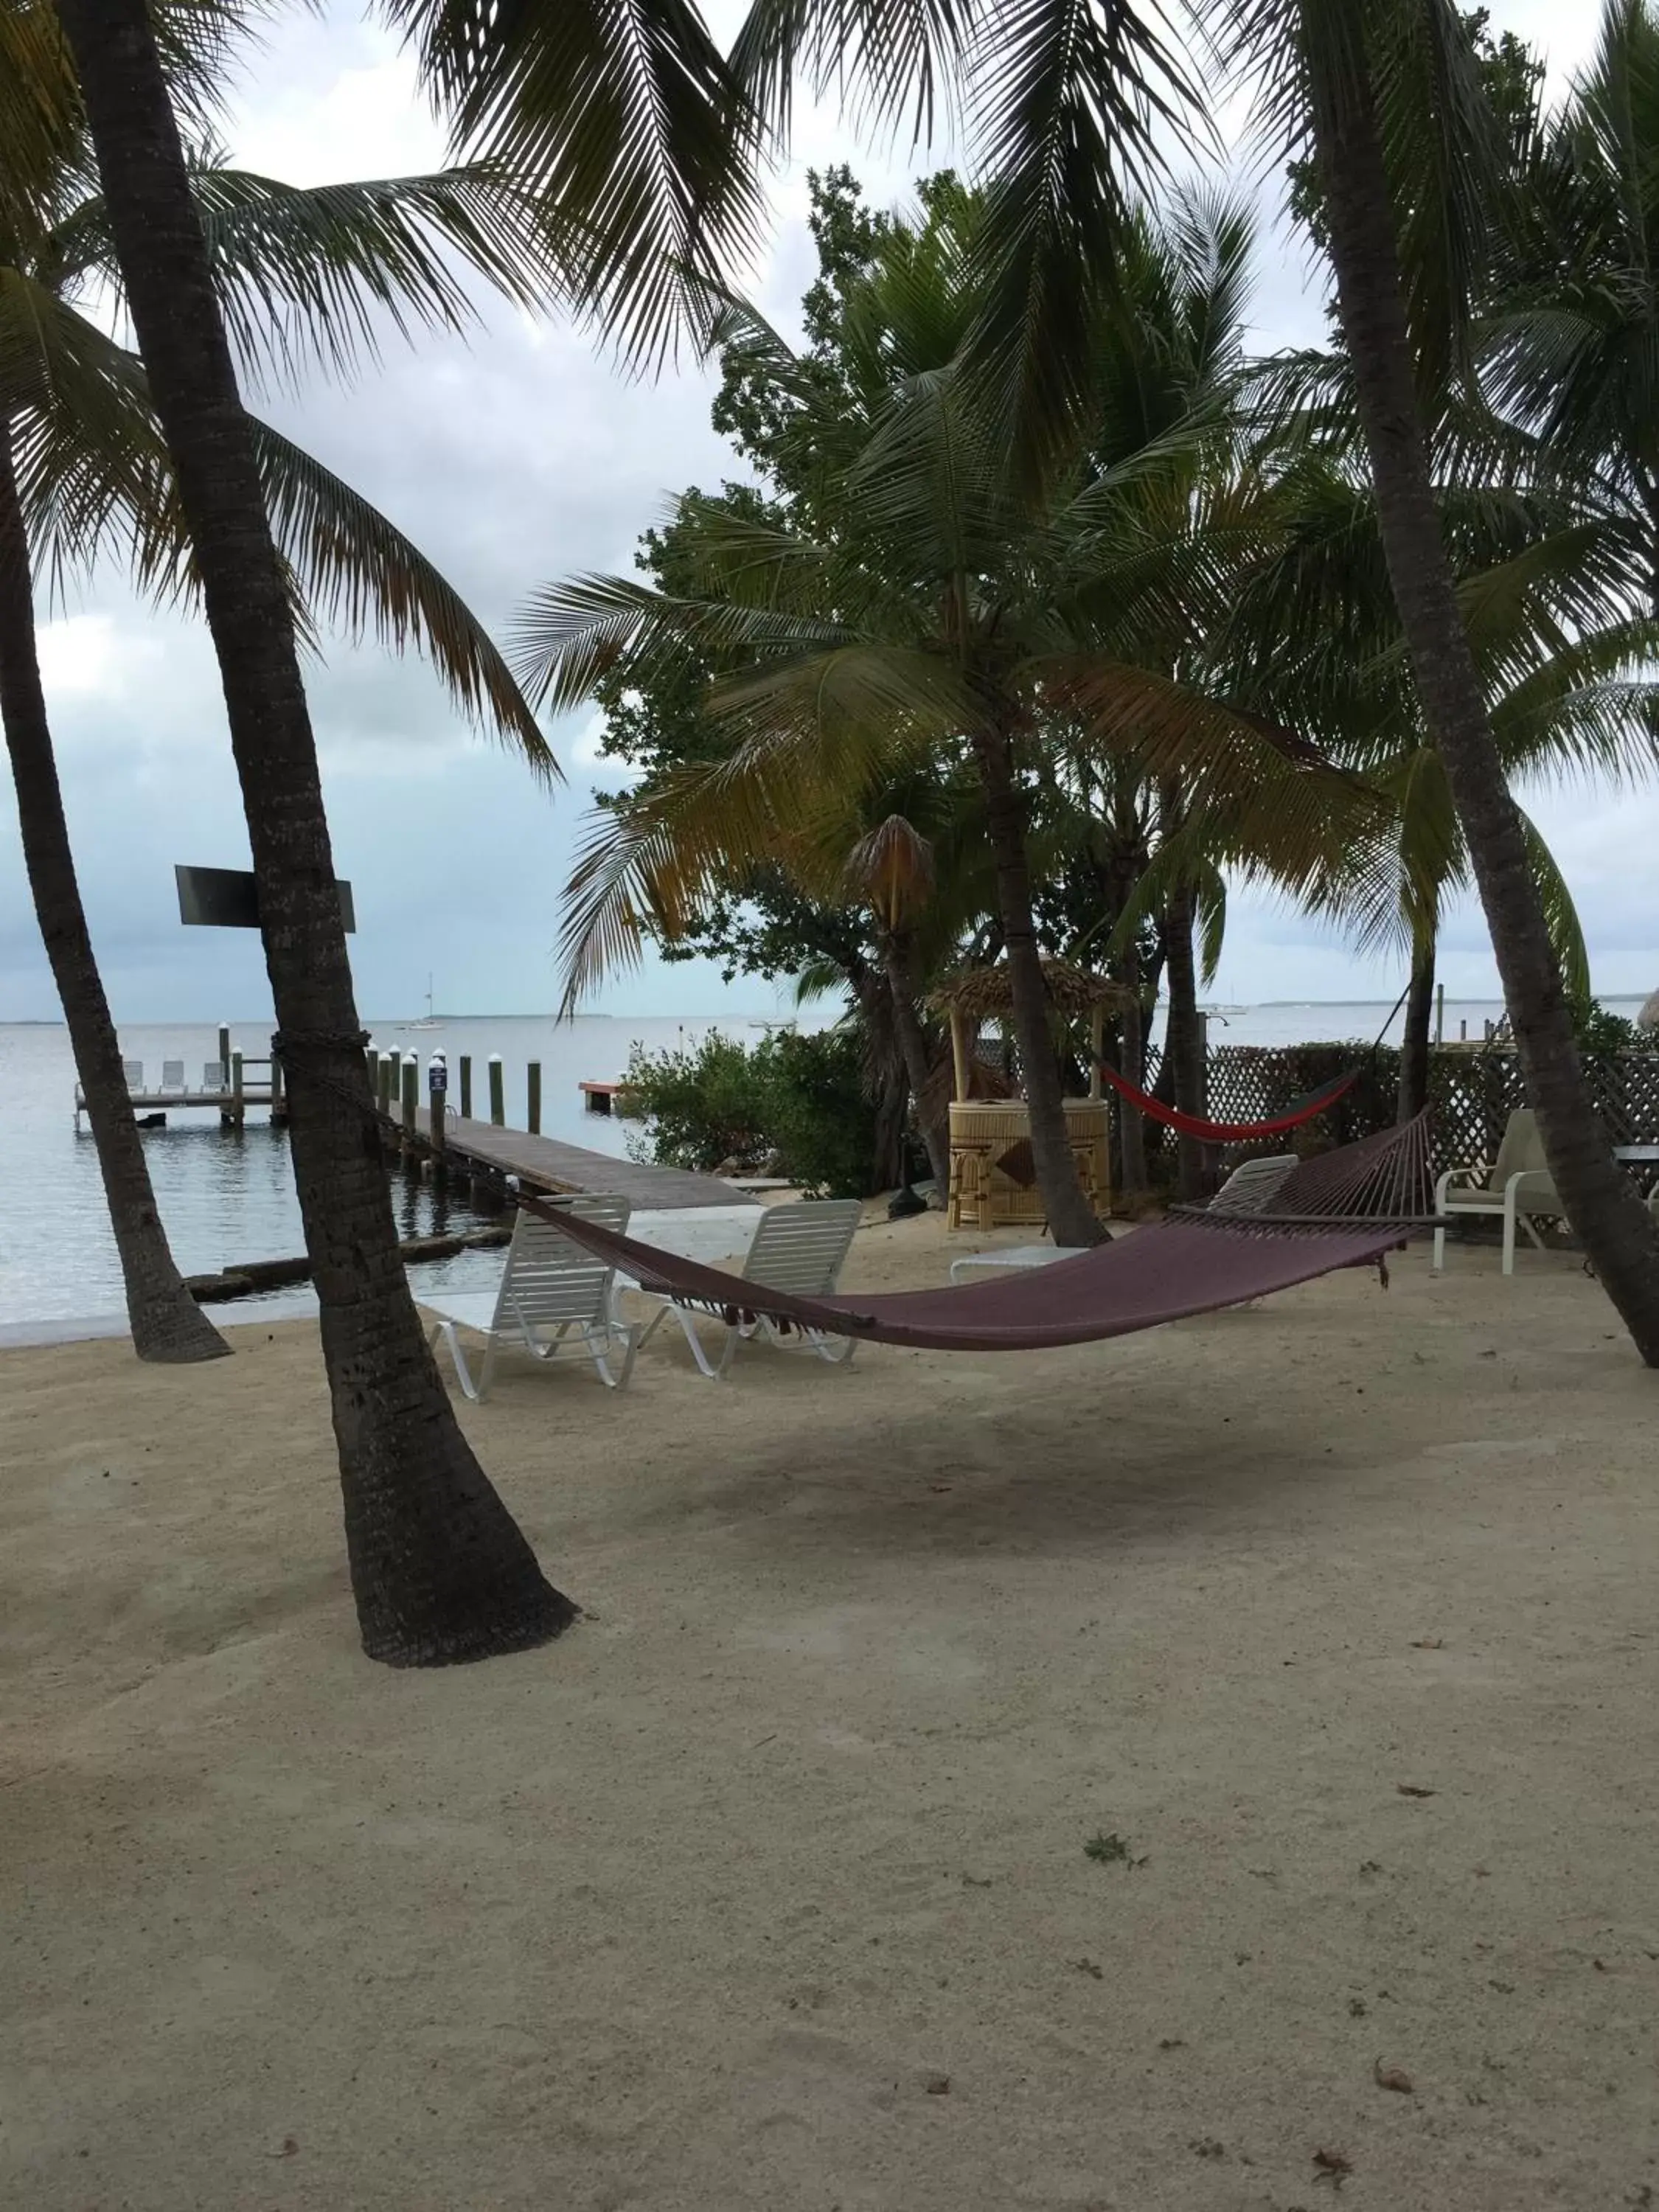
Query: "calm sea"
0 1013 760 1329
1 997 1646 1329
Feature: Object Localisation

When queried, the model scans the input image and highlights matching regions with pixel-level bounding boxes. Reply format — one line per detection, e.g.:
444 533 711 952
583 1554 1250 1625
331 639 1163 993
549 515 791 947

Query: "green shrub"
1568 997 1653 1057
621 1025 880 1197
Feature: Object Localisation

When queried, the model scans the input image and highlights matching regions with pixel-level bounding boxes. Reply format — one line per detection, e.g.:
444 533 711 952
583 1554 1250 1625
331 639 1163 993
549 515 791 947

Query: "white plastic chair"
634 1199 862 1380
161 1059 186 1091
420 1197 639 1399
122 1060 143 1091
1432 1108 1568 1275
201 1060 227 1093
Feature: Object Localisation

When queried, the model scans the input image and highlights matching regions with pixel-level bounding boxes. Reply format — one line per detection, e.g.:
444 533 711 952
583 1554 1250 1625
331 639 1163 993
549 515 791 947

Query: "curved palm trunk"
1397 933 1436 1124
1311 44 1659 1361
1159 780 1205 1200
972 726 1102 1246
883 933 950 1191
58 0 578 1657
0 420 228 1363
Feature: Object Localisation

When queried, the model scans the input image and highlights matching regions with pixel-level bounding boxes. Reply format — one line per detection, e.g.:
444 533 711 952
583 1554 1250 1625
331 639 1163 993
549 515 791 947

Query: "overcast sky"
1 0 1651 1026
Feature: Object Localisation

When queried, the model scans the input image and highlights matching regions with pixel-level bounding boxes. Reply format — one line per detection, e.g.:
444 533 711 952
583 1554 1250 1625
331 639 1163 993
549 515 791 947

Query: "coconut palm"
1481 0 1659 609
17 12 588 1657
2 130 562 1364
1130 431 1659 1117
516 186 1330 1245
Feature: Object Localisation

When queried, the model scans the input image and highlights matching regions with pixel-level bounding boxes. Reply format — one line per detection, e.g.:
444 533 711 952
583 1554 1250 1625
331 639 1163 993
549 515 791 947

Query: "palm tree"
1204 0 1659 1355
516 186 1322 1248
1481 0 1659 611
2 125 563 1365
1183 431 1659 1119
41 0 590 1660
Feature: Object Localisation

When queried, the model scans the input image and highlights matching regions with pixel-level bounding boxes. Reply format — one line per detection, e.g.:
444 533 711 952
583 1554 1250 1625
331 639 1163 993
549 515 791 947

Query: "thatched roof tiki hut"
927 961 1136 1228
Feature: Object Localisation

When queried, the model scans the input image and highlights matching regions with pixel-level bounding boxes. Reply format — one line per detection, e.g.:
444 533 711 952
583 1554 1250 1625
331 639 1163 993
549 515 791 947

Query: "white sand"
3 1214 1658 2211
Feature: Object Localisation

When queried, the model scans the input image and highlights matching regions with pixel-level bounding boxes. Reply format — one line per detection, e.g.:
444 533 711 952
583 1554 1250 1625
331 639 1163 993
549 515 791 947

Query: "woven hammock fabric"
517 1119 1432 1357
1096 1060 1360 1143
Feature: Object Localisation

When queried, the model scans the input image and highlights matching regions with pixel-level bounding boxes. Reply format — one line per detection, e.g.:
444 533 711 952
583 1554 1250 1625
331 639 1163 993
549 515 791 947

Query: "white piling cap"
488 1051 503 1063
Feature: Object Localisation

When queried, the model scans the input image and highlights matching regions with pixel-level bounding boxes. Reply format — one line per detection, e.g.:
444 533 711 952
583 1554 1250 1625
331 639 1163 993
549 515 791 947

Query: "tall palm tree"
44 0 589 1661
1482 0 1659 612
515 186 1323 1247
1208 0 1659 1356
3 126 562 1363
1182 433 1659 1118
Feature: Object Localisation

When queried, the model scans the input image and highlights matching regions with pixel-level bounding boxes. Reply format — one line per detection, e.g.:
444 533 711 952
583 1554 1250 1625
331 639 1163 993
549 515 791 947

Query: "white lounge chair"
634 1198 862 1380
122 1059 142 1091
420 1196 639 1399
161 1059 186 1091
1433 1108 1568 1275
1208 1152 1298 1215
201 1060 227 1093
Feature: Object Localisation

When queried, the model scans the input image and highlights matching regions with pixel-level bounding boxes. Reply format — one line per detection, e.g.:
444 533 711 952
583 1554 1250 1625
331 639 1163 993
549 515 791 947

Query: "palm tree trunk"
1397 933 1436 1124
0 418 229 1363
1159 780 1205 1201
971 724 1102 1245
58 0 579 1655
1310 40 1659 1363
884 933 950 1191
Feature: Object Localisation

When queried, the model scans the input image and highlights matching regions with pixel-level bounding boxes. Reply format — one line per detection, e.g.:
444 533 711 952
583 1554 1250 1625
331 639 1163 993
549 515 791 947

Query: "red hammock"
1096 1060 1360 1144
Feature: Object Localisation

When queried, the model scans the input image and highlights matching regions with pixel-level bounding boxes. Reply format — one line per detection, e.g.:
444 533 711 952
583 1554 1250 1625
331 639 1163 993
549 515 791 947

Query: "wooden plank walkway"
413 1110 757 1213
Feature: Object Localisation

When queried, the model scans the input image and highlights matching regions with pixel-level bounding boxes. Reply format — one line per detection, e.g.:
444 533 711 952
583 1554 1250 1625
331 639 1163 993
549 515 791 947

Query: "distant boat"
409 973 442 1030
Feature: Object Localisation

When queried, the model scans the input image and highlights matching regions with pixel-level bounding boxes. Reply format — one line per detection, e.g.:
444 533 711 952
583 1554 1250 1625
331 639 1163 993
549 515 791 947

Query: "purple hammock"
512 1118 1435 1357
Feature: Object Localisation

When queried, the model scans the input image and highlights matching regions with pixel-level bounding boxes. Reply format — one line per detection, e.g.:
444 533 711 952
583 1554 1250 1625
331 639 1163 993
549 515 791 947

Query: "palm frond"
237 420 555 773
387 0 767 367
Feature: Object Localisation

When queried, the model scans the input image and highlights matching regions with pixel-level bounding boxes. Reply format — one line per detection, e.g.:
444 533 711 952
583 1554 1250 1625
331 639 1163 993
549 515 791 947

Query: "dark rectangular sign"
176 865 355 933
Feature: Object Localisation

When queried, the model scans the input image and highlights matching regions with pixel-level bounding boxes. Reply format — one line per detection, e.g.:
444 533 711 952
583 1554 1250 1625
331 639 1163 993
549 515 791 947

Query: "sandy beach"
3 1211 1657 2211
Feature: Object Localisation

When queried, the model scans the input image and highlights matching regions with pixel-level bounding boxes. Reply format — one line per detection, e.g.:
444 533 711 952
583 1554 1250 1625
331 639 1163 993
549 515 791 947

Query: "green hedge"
619 1026 879 1198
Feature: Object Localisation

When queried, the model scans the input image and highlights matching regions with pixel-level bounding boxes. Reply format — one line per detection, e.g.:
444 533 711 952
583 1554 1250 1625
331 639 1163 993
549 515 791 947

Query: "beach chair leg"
807 1328 856 1366
588 1323 639 1389
1519 1213 1548 1255
1431 1217 1447 1273
433 1319 482 1402
1501 1198 1517 1276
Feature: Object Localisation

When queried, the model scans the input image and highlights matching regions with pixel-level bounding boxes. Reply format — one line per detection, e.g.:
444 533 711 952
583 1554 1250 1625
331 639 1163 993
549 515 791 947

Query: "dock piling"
400 1054 419 1154
488 1054 504 1127
230 1051 245 1129
459 1054 473 1119
527 1060 542 1136
428 1054 448 1168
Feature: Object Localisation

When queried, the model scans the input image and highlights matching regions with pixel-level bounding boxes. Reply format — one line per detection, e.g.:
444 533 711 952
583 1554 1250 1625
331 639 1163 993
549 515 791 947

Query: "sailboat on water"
409 974 442 1030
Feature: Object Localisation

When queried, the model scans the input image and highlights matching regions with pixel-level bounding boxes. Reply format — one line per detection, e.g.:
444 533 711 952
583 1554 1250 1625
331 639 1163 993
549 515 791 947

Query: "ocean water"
0 1012 762 1328
1 998 1647 1329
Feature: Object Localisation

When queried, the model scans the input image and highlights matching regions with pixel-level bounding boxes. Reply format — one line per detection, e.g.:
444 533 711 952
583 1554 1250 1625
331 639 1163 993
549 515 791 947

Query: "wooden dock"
411 1110 757 1213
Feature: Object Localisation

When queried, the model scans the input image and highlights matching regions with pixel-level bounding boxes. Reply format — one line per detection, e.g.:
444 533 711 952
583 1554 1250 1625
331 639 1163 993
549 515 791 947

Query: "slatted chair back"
1208 1153 1298 1217
741 1200 861 1298
203 1061 227 1091
493 1196 630 1334
122 1060 142 1090
161 1060 186 1090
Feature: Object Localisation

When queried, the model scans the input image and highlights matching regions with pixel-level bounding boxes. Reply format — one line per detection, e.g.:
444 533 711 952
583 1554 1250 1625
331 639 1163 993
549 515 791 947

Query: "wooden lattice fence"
1199 1044 1659 1172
